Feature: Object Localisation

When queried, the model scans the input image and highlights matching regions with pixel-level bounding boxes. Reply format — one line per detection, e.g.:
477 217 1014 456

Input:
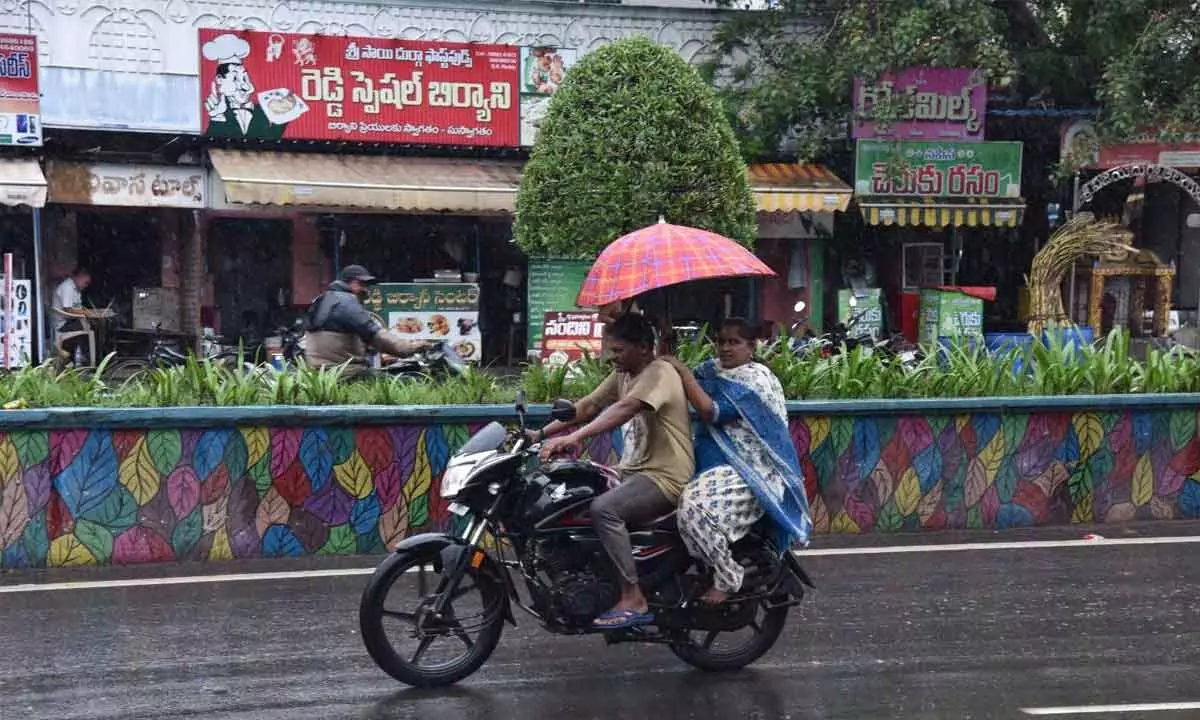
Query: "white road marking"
0 533 1196 594
1021 701 1200 715
797 534 1200 557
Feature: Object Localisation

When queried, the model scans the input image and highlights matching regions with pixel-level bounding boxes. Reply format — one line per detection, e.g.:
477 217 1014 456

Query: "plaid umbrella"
576 219 775 307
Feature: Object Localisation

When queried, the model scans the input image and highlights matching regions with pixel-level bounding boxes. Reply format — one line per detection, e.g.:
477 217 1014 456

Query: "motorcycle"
379 341 470 381
358 392 815 688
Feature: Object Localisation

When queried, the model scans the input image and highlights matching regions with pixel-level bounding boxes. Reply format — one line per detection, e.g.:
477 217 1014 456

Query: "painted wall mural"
1 410 1199 568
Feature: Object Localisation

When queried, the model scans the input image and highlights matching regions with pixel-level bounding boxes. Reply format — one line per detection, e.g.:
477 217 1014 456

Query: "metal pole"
4 252 12 369
1068 172 1081 323
32 208 44 364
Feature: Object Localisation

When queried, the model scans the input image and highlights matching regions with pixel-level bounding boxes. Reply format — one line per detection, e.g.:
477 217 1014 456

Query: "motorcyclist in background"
304 264 432 380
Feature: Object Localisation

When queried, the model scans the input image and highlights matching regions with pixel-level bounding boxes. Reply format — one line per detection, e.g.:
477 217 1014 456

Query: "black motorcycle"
358 393 815 688
380 341 470 381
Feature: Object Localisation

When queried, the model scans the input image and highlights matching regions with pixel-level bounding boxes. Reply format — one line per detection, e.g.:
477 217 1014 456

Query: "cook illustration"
202 33 289 140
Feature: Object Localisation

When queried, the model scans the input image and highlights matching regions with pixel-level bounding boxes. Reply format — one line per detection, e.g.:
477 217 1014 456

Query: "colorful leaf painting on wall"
1 409 1199 568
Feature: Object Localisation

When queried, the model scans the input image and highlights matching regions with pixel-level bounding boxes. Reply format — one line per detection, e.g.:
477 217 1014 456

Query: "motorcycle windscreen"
457 422 508 455
441 343 469 374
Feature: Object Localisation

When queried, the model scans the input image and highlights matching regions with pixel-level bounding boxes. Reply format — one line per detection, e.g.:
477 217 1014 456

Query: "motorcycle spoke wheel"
670 599 789 672
360 552 506 687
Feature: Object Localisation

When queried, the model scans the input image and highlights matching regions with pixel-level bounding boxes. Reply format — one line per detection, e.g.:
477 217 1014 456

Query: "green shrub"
514 36 756 259
0 330 1195 409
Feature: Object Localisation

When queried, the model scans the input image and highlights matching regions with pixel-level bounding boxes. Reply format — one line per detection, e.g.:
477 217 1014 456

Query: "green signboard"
854 140 1022 198
918 289 984 343
363 283 482 362
527 259 593 352
837 288 884 340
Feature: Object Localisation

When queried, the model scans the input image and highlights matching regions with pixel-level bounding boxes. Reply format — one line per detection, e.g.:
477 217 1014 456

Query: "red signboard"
198 29 520 146
0 33 41 147
1062 119 1200 169
540 312 603 362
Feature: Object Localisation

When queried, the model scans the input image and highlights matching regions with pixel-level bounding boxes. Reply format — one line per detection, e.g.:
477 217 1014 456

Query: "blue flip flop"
593 609 655 630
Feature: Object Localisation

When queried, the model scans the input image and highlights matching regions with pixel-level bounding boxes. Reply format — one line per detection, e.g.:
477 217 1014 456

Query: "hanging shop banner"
0 33 41 147
519 46 578 146
363 282 482 362
47 162 206 208
526 259 593 354
854 140 1022 198
0 276 32 368
198 29 520 146
852 68 986 142
541 311 603 364
1061 119 1200 169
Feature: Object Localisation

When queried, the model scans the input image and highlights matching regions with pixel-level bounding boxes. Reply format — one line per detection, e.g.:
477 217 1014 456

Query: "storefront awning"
748 163 852 214
0 159 47 208
208 150 523 213
857 197 1026 228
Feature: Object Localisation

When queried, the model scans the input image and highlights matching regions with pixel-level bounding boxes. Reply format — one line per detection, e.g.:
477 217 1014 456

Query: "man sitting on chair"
52 267 92 365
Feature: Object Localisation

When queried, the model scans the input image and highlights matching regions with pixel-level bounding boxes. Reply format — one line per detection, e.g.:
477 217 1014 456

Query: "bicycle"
105 324 252 381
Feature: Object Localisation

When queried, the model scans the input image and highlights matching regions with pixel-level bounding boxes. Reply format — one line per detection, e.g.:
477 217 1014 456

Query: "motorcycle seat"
633 511 677 532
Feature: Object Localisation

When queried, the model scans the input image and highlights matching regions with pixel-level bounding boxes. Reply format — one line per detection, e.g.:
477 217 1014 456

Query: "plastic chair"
55 314 96 367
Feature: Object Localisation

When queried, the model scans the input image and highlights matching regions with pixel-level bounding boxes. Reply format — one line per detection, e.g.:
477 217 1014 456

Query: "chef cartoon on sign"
202 33 288 140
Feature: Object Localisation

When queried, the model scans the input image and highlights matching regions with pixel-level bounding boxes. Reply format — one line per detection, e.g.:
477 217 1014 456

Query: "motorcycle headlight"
441 463 473 499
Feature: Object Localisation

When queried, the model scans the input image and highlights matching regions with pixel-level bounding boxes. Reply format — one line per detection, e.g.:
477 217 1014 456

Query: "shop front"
42 161 208 359
852 139 1027 341
749 163 852 337
196 29 545 365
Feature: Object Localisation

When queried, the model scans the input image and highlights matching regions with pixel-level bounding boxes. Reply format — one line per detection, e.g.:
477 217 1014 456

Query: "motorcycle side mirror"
848 296 859 308
550 399 576 423
793 301 807 313
515 390 527 415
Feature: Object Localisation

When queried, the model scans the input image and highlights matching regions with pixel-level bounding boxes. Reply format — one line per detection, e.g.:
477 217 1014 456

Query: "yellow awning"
748 163 852 214
858 198 1025 228
0 158 47 208
209 150 523 213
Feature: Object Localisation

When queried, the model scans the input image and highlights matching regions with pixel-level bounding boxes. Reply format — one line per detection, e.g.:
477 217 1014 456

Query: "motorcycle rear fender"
386 532 517 626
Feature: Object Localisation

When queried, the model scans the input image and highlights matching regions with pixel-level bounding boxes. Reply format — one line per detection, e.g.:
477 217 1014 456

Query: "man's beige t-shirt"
584 359 695 502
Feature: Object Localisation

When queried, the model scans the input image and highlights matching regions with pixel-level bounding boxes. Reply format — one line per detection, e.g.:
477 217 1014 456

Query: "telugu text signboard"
854 140 1022 198
540 311 603 364
364 282 482 363
0 34 41 147
1060 119 1200 169
47 162 206 208
853 68 986 142
198 30 520 146
526 259 593 354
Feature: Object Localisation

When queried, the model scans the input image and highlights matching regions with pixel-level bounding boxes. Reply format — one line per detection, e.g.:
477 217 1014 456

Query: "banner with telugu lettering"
198 29 519 146
854 140 1022 199
0 33 41 147
363 283 482 363
853 68 986 142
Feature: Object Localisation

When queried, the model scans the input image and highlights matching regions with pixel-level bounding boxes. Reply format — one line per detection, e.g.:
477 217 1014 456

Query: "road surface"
2 526 1199 719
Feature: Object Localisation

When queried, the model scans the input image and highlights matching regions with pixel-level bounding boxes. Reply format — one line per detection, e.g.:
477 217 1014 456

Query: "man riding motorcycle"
304 265 432 379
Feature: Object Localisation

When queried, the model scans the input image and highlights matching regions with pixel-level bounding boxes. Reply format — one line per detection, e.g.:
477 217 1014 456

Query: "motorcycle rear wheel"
359 550 505 688
669 602 789 672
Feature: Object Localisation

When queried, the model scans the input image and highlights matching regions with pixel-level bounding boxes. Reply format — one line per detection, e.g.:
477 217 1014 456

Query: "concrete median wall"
2 397 1199 568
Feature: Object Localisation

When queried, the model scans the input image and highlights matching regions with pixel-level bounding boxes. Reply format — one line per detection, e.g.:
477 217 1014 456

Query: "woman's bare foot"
699 587 730 605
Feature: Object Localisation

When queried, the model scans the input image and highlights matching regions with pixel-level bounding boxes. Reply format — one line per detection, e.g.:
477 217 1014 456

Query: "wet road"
3 528 1199 720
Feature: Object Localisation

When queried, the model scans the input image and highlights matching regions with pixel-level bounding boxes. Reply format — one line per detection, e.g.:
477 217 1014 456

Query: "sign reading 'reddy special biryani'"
853 68 986 142
198 30 519 146
855 140 1022 198
0 33 41 147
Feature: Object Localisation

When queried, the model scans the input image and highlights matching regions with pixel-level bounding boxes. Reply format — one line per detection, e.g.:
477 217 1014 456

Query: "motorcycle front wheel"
359 549 506 688
669 601 789 672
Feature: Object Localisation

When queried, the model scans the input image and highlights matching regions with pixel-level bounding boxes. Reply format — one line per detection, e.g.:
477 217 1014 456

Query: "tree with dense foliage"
514 37 757 259
705 0 1200 167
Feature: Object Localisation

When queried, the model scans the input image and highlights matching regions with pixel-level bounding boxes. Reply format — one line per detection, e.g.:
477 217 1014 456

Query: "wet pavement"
2 527 1199 719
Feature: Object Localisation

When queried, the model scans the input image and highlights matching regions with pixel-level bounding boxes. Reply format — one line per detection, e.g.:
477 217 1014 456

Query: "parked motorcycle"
358 393 814 688
379 341 470 381
789 300 875 357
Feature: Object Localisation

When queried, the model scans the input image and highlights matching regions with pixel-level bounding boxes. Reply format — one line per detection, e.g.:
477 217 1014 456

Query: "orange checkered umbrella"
576 219 775 307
